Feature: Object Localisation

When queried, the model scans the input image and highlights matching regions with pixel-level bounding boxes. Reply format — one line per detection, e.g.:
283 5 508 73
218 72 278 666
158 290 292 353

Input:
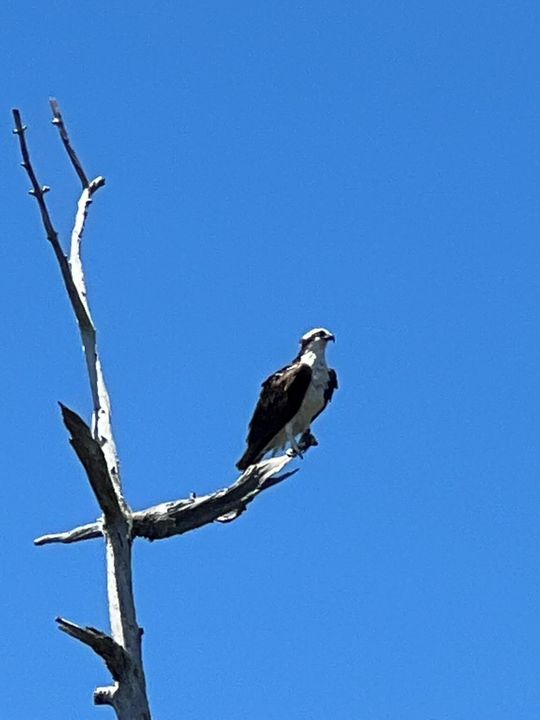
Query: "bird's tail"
236 448 260 472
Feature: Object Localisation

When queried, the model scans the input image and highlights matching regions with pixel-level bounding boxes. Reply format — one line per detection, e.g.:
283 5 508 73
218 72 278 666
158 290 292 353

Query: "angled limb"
34 432 318 546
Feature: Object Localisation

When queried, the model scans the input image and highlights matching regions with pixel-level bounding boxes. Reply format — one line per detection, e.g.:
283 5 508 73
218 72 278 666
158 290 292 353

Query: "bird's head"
299 327 335 354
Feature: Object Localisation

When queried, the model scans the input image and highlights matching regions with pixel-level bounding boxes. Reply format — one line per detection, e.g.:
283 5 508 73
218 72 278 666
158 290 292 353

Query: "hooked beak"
327 334 335 343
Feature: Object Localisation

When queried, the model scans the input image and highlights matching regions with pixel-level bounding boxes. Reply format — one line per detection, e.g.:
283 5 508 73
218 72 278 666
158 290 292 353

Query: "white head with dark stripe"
297 327 335 362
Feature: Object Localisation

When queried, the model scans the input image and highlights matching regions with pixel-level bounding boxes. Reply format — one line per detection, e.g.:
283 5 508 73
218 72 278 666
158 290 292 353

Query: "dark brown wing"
236 363 312 470
326 368 338 402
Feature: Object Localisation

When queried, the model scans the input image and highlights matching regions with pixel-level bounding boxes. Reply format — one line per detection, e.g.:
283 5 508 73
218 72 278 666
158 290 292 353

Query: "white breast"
290 361 329 435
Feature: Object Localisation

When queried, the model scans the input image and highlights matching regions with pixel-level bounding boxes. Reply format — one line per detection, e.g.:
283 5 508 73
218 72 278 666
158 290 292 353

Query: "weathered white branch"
48 98 119 487
35 521 103 546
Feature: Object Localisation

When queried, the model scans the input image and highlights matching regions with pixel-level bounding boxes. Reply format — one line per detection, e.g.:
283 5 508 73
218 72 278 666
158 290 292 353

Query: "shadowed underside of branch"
56 618 129 682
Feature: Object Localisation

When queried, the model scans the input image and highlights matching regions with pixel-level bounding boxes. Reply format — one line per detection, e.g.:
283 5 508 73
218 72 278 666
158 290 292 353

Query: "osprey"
236 328 338 471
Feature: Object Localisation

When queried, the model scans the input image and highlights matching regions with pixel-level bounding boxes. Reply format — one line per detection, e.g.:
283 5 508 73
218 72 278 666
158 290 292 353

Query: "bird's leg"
285 423 304 458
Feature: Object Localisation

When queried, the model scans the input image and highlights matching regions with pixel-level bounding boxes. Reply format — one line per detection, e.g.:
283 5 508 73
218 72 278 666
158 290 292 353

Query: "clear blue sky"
2 1 540 718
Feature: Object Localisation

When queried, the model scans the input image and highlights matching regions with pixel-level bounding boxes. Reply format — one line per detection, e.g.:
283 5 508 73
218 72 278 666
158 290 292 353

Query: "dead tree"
12 101 317 719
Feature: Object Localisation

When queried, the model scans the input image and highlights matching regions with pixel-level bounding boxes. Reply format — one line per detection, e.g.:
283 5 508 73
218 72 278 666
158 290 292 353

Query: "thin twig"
12 109 88 324
12 110 56 239
49 98 89 188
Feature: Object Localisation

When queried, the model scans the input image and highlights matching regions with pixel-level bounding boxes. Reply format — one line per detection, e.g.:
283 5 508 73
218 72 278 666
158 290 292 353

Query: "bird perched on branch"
236 328 338 471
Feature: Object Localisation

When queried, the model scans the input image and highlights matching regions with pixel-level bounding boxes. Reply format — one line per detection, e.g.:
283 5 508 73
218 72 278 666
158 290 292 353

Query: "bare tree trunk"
12 101 316 717
12 104 151 719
